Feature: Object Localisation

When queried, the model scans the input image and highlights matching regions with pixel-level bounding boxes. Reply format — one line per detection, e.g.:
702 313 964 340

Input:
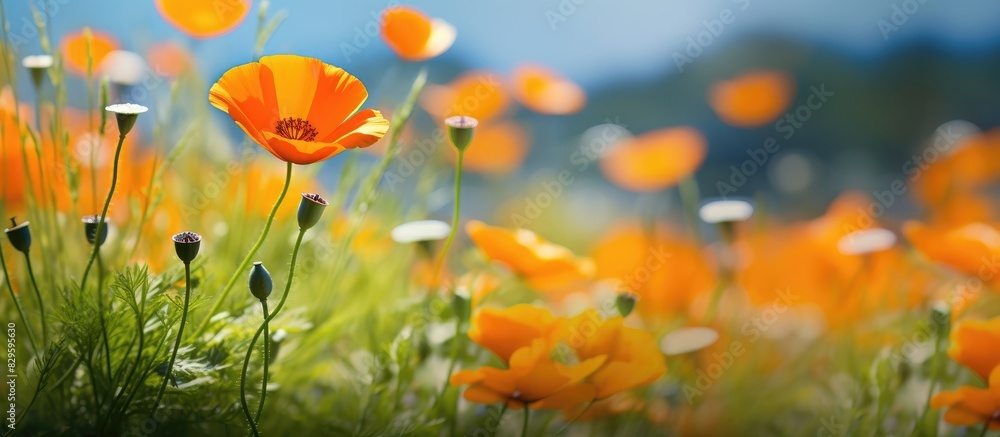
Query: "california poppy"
419 71 508 122
566 311 666 399
708 70 794 128
600 127 707 192
466 220 595 291
155 0 251 39
511 65 586 115
948 317 1000 381
450 338 606 410
467 304 565 362
61 28 119 76
209 55 390 165
380 6 456 61
932 365 1000 430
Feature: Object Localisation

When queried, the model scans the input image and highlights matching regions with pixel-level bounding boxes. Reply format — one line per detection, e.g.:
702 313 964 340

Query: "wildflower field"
2 0 1000 436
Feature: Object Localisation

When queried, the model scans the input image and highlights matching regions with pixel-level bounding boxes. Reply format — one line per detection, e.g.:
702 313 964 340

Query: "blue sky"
7 0 1000 90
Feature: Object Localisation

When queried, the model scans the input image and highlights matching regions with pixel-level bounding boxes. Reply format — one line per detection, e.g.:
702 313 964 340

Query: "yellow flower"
566 310 666 400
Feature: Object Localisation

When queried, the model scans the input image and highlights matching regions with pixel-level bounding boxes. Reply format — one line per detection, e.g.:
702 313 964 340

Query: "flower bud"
248 262 273 300
444 116 478 152
105 103 148 136
21 55 53 89
172 231 202 263
297 193 328 230
3 217 31 254
81 215 109 246
615 292 638 317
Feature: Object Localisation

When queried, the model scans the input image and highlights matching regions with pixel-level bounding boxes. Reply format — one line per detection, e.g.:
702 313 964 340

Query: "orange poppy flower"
600 127 707 192
209 55 390 165
419 71 508 122
467 304 565 362
155 0 251 39
61 28 119 76
948 317 1000 381
146 41 193 78
466 220 595 291
446 121 529 174
905 221 1000 282
708 70 794 128
380 6 456 61
511 65 586 115
932 365 1000 430
566 311 666 400
450 338 606 410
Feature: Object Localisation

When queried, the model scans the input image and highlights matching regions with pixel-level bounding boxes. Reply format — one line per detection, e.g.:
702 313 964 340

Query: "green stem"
551 400 594 436
99 296 144 433
254 299 270 422
193 161 292 339
0 245 37 351
23 254 47 344
434 317 462 408
241 229 306 436
96 251 113 381
150 261 192 415
80 134 126 291
433 151 464 286
979 423 989 437
678 176 702 244
522 406 530 437
491 404 508 437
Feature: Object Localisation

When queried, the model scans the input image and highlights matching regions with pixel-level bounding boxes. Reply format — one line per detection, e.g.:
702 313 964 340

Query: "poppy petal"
263 132 346 165
323 109 390 148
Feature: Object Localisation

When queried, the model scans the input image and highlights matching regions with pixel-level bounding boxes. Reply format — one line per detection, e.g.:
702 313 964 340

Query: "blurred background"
8 0 1000 238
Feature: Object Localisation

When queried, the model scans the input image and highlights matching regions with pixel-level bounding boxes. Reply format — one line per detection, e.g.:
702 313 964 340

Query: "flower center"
275 117 318 142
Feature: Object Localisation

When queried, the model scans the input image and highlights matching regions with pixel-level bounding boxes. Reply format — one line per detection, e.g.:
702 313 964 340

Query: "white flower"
105 103 148 115
699 200 754 224
659 327 719 356
21 55 53 69
837 228 896 256
99 50 147 86
391 220 451 244
444 116 478 129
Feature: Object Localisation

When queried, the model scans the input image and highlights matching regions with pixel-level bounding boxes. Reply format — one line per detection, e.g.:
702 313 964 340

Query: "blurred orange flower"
466 220 595 291
911 128 1000 226
456 272 502 307
591 225 714 320
949 317 1000 381
446 121 529 174
566 311 666 399
155 0 251 39
932 365 1000 430
419 71 508 122
511 65 586 115
600 127 707 192
905 221 1000 284
146 41 193 78
61 28 118 76
708 70 794 128
209 55 390 165
380 6 456 61
450 338 606 409
467 304 565 362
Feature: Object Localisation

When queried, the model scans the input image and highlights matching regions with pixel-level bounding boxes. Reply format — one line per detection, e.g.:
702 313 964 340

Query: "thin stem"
521 406 530 437
96 251 113 381
678 176 702 245
100 301 144 433
253 299 270 422
551 400 594 436
491 404 508 437
194 161 293 339
241 229 306 436
979 423 989 437
0 245 37 351
433 317 462 410
150 261 192 415
432 150 464 286
23 255 47 344
80 134 126 291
